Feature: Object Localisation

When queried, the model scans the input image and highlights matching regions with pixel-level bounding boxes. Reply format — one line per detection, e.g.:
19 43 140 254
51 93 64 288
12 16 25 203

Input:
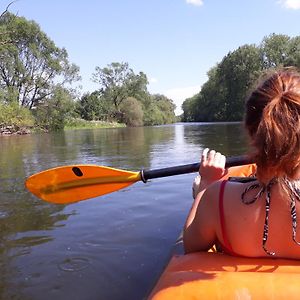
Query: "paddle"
25 155 252 204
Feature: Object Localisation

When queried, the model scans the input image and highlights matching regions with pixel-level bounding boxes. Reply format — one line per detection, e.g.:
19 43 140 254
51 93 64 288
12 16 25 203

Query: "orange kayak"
149 251 300 300
148 164 300 300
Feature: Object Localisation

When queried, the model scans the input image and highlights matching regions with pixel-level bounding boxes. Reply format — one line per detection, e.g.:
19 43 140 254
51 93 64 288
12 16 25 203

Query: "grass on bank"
64 118 125 130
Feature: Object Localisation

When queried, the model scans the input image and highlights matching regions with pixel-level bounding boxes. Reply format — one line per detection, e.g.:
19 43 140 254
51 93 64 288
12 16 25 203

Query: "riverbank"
64 118 125 130
0 119 125 136
0 125 33 135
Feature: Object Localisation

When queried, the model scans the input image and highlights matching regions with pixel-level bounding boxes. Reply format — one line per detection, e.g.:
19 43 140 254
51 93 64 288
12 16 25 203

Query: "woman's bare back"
214 181 300 259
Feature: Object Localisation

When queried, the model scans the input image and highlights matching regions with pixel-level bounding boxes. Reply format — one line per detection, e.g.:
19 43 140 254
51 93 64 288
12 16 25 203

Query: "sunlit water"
0 123 248 300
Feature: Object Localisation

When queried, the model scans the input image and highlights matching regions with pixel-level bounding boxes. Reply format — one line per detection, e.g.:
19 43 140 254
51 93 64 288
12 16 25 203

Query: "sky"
4 0 300 115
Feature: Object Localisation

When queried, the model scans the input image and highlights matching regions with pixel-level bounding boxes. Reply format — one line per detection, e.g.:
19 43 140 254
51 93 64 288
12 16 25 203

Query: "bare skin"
183 149 300 259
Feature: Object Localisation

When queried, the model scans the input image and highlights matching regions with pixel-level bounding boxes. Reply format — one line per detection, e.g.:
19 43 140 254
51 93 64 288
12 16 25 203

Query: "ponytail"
245 68 300 182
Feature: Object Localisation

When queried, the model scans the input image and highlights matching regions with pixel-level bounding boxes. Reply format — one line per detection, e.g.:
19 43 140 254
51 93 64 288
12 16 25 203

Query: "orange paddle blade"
25 165 141 204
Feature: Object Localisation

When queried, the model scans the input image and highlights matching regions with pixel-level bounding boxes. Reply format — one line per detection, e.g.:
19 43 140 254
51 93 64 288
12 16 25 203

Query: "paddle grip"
140 155 253 182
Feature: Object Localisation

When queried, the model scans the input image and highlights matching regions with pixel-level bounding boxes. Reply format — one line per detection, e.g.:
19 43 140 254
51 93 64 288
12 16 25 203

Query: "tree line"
2 11 299 132
0 12 176 133
79 62 176 127
181 34 300 122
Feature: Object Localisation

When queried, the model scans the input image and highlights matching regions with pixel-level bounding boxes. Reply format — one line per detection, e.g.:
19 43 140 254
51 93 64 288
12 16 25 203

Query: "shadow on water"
0 123 248 300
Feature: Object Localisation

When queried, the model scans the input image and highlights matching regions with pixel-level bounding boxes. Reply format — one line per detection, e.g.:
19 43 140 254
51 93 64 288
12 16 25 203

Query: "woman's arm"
183 149 227 253
183 187 218 253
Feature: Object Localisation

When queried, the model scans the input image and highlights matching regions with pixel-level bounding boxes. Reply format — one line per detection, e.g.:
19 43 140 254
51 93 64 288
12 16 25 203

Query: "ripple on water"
58 257 90 272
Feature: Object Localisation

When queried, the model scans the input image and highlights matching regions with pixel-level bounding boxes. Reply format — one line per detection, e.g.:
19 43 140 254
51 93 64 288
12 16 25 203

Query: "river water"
0 123 248 300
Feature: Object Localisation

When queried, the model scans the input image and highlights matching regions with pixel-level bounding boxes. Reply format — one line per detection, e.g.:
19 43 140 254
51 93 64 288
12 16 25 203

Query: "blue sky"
5 0 300 114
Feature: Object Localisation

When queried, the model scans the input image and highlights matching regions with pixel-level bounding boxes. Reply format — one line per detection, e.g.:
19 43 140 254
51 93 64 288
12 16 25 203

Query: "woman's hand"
199 148 227 187
192 148 227 199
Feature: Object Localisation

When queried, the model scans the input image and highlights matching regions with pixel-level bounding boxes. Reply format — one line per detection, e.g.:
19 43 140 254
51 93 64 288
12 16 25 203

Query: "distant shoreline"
0 120 125 136
0 121 245 136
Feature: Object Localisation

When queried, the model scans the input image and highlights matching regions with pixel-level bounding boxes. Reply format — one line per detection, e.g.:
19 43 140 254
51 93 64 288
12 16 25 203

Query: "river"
0 122 248 300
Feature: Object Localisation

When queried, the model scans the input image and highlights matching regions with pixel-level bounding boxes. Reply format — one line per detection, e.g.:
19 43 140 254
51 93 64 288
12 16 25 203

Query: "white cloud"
278 0 300 9
164 85 201 115
186 0 204 6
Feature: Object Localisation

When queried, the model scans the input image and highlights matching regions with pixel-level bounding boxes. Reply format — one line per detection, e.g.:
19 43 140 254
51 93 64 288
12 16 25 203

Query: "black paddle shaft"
140 155 253 182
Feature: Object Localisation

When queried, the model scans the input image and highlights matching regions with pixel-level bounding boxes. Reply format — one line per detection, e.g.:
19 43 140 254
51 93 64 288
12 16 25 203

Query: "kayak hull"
149 251 300 299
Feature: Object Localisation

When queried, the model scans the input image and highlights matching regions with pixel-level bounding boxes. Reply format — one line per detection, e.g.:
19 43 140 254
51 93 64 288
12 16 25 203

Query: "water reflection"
183 122 249 155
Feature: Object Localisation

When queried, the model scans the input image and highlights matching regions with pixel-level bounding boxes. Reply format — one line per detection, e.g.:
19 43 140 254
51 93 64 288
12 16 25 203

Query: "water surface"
0 123 248 299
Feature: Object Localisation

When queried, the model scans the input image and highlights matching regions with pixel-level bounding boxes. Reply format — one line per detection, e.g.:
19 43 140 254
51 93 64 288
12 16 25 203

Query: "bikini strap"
262 181 275 256
283 178 300 246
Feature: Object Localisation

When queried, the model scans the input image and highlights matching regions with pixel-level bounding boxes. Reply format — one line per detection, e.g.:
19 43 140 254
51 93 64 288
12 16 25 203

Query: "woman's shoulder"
204 177 258 204
200 180 224 208
206 177 257 191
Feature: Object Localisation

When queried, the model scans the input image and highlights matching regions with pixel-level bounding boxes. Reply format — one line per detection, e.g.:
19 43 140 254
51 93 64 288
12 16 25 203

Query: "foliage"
181 33 300 122
0 12 80 109
142 94 176 126
181 96 199 122
260 34 296 68
153 94 177 124
119 97 144 126
92 62 148 114
33 87 76 131
76 91 114 121
75 62 177 126
0 101 34 128
214 44 261 121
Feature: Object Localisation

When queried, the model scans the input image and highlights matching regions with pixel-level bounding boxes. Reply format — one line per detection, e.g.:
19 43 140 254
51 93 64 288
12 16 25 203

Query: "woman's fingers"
215 152 226 168
219 153 226 167
201 148 209 161
200 148 227 173
207 150 216 164
214 151 222 163
201 149 224 166
198 148 227 187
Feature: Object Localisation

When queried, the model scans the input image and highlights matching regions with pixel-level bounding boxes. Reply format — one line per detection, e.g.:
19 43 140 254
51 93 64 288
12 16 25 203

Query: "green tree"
182 34 300 122
0 12 80 108
183 44 262 122
34 86 75 131
181 96 198 122
0 2 17 46
152 94 176 124
286 36 300 67
120 97 144 126
140 93 176 125
92 62 148 120
260 34 300 69
77 91 113 121
215 44 262 120
187 66 225 122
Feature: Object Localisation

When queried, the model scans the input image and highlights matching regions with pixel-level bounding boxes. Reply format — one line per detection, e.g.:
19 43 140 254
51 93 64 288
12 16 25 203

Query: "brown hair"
245 67 300 182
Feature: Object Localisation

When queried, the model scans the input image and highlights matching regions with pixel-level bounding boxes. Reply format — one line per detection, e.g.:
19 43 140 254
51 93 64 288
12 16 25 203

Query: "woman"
183 67 300 258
